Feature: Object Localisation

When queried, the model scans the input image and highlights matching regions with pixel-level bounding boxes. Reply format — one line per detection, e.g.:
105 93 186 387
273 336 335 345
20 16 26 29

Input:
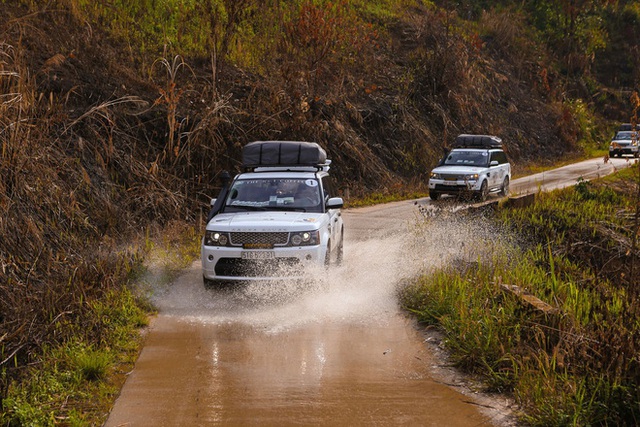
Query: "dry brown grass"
0 22 184 405
0 0 620 414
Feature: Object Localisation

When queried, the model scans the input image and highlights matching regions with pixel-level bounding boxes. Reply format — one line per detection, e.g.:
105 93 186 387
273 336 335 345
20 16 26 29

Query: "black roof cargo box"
619 123 640 132
242 141 327 168
453 134 502 149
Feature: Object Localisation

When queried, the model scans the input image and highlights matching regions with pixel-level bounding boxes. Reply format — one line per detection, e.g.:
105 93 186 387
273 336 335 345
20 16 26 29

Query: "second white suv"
428 134 511 201
609 131 639 158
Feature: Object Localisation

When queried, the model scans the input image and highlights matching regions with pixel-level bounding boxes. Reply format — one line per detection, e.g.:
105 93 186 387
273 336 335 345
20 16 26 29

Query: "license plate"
443 181 457 186
242 251 275 260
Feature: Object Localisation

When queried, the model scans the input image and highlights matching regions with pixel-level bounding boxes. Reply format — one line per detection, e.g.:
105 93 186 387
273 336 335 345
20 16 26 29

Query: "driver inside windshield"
226 178 322 211
296 183 321 207
444 150 489 167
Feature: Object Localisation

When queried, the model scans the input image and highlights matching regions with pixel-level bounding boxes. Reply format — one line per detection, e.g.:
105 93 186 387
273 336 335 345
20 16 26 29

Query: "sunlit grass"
1 287 151 427
401 171 640 425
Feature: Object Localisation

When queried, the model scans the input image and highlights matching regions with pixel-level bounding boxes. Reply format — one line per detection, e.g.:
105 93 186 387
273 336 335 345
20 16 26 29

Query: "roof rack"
618 123 640 132
453 134 502 149
242 141 329 171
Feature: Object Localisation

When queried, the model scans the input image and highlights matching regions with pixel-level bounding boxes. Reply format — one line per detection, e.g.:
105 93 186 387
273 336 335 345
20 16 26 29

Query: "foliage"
1 289 149 426
1 0 640 424
563 98 605 153
402 175 640 425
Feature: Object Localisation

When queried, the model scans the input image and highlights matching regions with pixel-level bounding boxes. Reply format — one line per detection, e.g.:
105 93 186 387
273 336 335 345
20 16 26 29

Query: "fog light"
208 255 214 261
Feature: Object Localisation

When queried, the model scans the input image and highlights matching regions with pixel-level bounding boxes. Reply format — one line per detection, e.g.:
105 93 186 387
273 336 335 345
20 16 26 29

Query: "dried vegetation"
0 0 638 424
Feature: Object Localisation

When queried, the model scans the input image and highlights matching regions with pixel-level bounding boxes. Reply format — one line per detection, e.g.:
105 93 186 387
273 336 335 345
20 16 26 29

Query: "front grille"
442 174 470 181
229 232 289 246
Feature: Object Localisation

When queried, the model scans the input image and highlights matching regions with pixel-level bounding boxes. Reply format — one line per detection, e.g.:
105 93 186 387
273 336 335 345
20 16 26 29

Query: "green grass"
0 219 202 426
58 0 411 73
1 288 150 427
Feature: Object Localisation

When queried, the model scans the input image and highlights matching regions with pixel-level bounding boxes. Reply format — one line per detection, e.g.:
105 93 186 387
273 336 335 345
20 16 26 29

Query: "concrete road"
104 156 632 426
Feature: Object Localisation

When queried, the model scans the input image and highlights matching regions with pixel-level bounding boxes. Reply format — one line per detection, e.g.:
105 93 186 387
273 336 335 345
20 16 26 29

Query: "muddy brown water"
104 157 629 426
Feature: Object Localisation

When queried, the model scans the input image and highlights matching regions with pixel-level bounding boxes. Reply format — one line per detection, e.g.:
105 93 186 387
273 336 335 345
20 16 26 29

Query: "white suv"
428 134 511 201
609 131 639 158
201 141 344 286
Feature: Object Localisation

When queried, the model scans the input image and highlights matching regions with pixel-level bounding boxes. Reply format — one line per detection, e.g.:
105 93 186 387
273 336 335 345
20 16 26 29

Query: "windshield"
613 131 634 141
224 178 323 213
443 150 489 167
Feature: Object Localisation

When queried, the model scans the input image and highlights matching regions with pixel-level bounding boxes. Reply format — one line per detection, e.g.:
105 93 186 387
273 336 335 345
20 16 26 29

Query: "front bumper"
428 179 479 193
201 245 326 282
609 148 637 155
609 143 638 155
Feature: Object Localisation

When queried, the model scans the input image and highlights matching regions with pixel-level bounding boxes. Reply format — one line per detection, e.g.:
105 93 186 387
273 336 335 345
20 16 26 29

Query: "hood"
431 165 487 174
611 138 634 144
207 211 325 231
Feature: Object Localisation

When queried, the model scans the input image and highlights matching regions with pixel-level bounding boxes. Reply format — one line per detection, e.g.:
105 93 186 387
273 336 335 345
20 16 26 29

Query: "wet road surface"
105 157 631 426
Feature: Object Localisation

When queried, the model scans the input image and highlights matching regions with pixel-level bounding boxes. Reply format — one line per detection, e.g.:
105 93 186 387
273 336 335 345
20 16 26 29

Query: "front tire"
324 242 331 267
429 191 441 201
498 176 510 197
477 180 488 202
335 236 344 266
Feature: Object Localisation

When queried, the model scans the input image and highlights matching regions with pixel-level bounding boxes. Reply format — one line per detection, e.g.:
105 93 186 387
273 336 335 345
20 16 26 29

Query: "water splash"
147 202 514 333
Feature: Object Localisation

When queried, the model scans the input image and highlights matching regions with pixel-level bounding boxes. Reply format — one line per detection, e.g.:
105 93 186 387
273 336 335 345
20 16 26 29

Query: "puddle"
105 207 518 426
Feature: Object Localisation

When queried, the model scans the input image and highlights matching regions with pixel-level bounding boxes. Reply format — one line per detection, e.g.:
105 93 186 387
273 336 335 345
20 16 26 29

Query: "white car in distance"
609 131 639 158
428 134 511 201
201 141 344 287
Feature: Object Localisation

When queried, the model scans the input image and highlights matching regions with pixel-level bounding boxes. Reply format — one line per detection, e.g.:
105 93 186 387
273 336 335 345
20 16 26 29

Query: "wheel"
335 235 344 267
476 180 488 202
324 241 331 267
498 176 510 197
429 191 441 201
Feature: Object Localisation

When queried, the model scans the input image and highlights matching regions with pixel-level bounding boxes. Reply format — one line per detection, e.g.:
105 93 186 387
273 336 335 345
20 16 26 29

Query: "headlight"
290 230 320 246
464 174 479 180
430 172 441 179
204 231 230 246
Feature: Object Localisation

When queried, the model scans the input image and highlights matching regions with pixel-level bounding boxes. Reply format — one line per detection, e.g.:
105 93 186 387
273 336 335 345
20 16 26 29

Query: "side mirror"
490 160 499 166
210 198 217 207
326 197 344 209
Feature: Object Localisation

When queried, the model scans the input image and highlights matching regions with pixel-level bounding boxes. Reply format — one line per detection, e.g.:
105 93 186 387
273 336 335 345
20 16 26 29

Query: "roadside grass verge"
0 221 200 427
142 221 203 289
1 287 151 427
401 171 640 425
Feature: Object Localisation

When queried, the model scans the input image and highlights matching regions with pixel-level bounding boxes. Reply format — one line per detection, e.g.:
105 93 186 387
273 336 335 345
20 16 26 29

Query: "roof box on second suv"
453 134 503 149
618 123 640 132
242 140 327 168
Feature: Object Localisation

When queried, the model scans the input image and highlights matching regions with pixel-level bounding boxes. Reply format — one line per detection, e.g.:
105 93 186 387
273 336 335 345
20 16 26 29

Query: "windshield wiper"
266 206 308 212
225 204 269 211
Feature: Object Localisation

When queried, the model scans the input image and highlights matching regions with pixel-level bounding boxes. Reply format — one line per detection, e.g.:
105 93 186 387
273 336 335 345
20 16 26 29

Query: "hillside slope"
1 0 638 422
